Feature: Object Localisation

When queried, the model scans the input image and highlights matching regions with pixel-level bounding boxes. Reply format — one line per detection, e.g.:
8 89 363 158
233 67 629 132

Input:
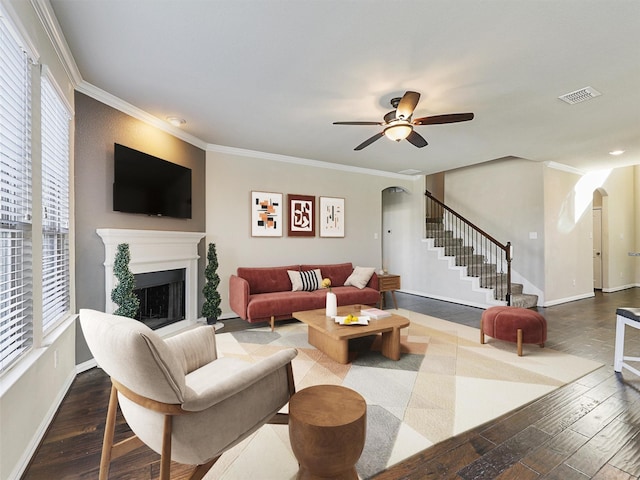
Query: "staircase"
425 192 538 309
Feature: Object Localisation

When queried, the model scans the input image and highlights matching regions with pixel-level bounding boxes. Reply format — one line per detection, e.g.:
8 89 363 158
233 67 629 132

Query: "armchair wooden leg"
99 385 119 480
268 412 290 425
160 415 173 480
189 457 220 480
271 315 275 332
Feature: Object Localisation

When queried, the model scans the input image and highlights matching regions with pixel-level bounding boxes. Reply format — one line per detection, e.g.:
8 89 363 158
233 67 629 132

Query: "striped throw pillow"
288 269 323 292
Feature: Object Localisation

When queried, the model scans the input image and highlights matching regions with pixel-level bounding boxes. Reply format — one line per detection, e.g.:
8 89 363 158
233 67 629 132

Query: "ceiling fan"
333 91 474 150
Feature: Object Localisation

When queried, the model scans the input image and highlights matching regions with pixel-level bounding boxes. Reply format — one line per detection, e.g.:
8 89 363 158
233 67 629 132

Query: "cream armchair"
80 309 297 480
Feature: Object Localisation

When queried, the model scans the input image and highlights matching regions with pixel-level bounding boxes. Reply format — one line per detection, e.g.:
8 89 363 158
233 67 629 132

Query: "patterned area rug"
204 309 602 480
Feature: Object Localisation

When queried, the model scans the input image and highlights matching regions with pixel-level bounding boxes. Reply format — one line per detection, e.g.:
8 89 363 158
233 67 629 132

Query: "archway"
381 186 410 277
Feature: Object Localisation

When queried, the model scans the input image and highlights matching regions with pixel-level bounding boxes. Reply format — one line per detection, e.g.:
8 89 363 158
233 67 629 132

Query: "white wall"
444 158 546 302
205 150 417 316
542 166 594 304
0 3 77 477
429 159 637 307
600 166 637 291
636 166 640 285
0 324 76 480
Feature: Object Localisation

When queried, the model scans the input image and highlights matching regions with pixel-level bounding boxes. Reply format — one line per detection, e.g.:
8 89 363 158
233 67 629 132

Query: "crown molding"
544 161 586 176
30 0 80 84
206 143 420 180
77 81 209 150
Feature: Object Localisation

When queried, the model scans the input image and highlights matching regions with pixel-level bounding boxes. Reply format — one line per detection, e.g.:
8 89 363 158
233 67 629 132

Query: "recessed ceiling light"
609 150 625 156
167 116 186 127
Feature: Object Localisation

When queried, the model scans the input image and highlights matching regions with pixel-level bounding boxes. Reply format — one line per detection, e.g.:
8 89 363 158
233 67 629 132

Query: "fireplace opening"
134 268 185 330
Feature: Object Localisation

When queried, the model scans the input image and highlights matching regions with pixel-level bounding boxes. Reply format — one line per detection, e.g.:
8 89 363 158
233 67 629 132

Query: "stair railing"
425 190 513 304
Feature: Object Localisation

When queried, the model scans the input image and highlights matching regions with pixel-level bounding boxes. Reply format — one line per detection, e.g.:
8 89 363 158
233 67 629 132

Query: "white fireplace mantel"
97 229 206 328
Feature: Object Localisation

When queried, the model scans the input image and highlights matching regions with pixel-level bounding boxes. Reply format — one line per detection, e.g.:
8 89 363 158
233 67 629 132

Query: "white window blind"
41 75 70 332
0 16 33 372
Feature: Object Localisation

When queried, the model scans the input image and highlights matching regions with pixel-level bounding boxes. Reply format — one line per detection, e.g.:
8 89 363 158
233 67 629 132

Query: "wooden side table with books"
378 273 400 309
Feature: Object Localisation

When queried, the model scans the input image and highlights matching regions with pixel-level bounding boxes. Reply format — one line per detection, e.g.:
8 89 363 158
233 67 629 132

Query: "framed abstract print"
251 191 282 237
319 196 344 237
287 194 315 237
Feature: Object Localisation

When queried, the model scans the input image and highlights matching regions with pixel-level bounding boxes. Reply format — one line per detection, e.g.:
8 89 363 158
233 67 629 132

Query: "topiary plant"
110 243 140 318
202 242 221 324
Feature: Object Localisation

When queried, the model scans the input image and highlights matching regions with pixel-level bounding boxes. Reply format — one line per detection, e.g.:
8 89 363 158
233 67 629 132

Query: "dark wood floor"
22 288 640 479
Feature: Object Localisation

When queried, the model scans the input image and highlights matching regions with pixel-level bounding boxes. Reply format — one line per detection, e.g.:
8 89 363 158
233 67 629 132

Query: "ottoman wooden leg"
517 329 523 356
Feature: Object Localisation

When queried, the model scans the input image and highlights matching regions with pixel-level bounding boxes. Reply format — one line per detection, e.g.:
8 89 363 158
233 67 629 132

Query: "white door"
593 208 602 289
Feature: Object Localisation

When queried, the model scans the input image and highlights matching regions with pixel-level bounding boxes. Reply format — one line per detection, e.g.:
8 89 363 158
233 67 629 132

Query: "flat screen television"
113 144 192 219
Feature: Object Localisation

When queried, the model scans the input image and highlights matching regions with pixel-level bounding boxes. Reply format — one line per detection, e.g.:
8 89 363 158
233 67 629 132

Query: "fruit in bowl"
344 314 358 324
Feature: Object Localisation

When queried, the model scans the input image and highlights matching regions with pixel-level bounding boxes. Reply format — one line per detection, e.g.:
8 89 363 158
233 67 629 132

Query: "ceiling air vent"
558 86 602 105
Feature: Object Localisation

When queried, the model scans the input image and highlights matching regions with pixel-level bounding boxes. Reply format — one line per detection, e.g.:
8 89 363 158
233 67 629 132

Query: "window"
0 15 33 372
41 75 70 332
0 11 71 374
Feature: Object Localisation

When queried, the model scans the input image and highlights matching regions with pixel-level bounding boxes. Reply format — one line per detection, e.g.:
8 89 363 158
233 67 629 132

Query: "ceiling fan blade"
354 132 384 150
406 130 428 148
396 91 420 120
333 121 382 126
413 112 475 126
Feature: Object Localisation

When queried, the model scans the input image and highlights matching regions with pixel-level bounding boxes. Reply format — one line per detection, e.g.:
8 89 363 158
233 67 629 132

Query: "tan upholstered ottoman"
480 306 547 356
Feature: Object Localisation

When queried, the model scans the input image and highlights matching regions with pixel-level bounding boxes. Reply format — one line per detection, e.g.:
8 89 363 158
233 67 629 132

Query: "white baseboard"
76 358 97 374
543 291 595 307
602 284 639 293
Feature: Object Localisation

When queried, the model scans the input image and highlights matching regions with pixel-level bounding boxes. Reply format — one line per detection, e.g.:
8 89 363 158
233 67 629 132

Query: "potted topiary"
111 243 140 318
202 242 222 327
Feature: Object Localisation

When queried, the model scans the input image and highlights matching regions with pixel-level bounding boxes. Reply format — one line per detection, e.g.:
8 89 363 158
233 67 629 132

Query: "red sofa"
229 262 380 329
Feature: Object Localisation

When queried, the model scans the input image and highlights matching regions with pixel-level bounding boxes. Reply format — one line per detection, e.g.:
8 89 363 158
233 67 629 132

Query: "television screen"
113 144 192 219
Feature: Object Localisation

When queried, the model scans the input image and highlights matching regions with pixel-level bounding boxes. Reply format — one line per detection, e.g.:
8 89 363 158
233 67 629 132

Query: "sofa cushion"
331 285 380 306
246 291 325 319
237 265 300 294
300 262 353 287
344 266 376 289
288 269 323 292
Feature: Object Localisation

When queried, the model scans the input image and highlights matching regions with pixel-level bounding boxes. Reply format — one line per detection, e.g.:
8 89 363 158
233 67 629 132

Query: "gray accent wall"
74 92 206 363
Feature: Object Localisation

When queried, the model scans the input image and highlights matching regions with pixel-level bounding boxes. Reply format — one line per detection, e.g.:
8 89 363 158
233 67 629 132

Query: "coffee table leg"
308 328 349 364
381 328 402 360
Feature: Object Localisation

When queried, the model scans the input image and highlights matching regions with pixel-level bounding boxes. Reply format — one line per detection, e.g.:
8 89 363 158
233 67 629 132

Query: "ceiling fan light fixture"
384 123 413 142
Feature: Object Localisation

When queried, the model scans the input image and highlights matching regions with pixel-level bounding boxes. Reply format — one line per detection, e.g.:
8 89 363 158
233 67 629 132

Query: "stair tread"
425 213 535 307
510 293 538 309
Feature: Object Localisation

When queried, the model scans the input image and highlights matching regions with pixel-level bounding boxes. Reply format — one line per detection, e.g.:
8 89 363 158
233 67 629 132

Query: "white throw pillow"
288 269 323 292
344 266 375 289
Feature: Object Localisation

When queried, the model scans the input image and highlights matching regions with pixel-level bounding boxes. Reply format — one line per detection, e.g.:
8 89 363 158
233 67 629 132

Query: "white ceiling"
48 0 640 176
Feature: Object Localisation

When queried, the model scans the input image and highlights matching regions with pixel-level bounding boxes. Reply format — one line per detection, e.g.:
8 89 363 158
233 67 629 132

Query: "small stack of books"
360 307 391 319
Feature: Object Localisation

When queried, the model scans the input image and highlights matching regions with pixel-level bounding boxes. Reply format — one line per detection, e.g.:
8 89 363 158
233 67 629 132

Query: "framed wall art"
319 196 345 237
251 191 282 237
287 194 315 237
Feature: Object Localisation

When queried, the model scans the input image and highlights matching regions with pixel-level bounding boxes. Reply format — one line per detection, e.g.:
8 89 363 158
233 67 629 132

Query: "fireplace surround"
97 229 205 332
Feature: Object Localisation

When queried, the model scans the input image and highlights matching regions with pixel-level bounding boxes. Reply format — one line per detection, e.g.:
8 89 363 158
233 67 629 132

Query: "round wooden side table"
289 385 366 480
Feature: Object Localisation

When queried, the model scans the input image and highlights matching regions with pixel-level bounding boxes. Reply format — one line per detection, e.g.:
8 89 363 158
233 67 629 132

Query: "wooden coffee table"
293 305 410 364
